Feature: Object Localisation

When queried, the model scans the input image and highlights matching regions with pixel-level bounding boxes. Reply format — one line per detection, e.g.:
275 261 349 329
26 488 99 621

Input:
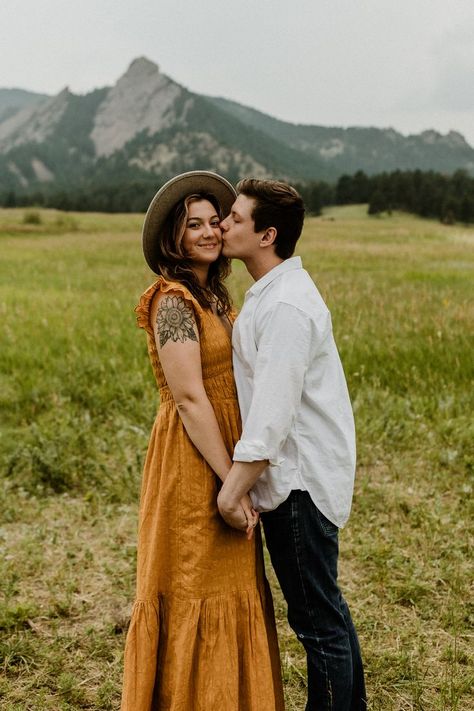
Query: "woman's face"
181 199 222 265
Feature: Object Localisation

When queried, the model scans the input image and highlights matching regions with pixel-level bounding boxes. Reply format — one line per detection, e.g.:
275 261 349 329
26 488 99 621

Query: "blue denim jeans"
261 490 366 711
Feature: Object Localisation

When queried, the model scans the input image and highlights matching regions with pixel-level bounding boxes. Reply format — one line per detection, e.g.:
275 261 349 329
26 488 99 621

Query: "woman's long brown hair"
152 192 232 315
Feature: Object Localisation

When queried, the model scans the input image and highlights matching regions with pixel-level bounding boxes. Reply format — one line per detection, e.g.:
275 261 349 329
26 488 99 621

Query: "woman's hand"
218 490 259 539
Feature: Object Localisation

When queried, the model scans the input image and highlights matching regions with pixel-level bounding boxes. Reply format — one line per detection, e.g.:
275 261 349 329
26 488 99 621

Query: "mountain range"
1 57 473 195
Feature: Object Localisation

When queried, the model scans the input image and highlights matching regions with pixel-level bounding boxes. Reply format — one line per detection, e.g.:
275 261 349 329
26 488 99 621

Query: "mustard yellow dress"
121 277 284 711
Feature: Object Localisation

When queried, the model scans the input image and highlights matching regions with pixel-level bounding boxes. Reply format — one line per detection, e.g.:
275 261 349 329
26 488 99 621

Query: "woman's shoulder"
135 277 202 332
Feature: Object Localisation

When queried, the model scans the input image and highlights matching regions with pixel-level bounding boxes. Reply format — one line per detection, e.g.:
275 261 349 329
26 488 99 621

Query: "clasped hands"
217 490 259 540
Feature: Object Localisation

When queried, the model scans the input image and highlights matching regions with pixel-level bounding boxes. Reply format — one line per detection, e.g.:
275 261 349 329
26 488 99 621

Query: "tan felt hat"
142 171 237 272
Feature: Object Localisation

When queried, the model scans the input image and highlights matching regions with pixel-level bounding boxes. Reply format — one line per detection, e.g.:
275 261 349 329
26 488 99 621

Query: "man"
217 179 366 710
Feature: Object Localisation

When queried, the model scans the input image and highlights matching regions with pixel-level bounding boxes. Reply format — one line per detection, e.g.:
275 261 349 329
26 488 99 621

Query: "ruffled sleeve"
134 277 203 338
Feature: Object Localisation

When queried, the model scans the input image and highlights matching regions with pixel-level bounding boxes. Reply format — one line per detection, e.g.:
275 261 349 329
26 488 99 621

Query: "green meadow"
0 206 473 710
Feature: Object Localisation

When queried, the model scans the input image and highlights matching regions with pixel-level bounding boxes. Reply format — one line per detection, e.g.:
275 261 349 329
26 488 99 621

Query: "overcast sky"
2 0 473 145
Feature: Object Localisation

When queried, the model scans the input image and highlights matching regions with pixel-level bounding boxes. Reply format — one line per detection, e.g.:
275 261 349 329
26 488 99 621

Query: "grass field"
0 205 473 710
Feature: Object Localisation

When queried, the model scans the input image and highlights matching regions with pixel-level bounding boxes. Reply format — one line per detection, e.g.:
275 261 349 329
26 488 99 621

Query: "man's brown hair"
236 179 305 259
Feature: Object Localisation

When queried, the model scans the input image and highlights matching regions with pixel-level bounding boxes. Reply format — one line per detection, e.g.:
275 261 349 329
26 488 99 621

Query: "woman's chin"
190 251 222 266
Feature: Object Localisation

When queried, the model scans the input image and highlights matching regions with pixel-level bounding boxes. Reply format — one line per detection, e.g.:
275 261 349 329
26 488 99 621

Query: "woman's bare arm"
151 292 257 534
151 291 233 480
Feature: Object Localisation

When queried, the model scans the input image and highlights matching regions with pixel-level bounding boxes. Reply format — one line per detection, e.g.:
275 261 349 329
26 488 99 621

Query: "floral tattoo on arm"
156 295 198 348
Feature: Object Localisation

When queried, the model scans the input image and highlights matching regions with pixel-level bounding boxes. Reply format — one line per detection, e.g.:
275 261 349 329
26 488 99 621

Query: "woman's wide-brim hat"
142 170 237 272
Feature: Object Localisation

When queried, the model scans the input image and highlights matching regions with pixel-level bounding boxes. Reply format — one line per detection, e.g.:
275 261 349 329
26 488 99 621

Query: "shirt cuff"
233 439 285 466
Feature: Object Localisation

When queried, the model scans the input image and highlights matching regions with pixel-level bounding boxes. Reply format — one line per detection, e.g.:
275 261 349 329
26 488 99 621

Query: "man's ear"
259 227 277 249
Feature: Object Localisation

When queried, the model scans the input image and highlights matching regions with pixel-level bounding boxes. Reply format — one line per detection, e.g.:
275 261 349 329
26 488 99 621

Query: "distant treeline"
2 169 474 224
297 169 474 223
333 169 474 224
0 180 160 215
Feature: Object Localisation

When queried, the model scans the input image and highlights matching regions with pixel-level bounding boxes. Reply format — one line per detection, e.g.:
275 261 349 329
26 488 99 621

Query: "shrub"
22 210 42 225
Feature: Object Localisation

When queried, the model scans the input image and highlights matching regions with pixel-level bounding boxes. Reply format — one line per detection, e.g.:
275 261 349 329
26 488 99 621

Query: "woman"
121 171 284 710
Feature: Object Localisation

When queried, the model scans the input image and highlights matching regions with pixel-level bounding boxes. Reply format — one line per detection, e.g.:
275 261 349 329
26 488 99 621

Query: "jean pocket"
314 506 339 537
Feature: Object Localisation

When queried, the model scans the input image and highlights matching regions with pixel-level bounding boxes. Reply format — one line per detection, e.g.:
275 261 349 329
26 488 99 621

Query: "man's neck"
243 254 284 282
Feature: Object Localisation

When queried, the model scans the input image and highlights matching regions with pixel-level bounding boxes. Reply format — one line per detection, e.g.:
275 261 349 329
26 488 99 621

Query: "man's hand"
217 490 259 540
217 460 267 538
240 493 259 540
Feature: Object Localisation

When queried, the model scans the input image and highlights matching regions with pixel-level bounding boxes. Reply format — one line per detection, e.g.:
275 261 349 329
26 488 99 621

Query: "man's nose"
220 216 229 231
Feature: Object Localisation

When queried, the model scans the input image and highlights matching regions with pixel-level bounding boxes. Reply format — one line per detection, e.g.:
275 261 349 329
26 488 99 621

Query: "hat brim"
142 171 237 273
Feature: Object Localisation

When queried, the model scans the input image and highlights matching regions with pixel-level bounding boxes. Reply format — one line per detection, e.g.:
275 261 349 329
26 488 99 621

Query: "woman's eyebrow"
187 214 219 222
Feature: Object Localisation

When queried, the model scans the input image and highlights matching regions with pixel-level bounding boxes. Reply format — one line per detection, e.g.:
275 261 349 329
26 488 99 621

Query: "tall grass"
1 206 473 709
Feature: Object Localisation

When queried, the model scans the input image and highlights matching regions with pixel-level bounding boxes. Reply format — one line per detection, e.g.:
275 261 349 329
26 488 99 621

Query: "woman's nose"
203 223 216 238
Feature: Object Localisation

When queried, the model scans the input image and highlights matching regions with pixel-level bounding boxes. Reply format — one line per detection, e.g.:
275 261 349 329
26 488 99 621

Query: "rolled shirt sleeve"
233 302 316 465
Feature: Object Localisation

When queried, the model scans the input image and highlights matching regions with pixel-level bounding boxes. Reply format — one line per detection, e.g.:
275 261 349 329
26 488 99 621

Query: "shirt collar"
247 256 302 297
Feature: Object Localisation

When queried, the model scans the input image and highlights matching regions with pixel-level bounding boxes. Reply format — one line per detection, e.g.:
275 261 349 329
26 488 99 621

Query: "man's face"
220 194 262 260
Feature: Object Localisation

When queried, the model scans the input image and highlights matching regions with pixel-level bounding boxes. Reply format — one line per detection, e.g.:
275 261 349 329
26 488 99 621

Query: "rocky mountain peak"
419 129 470 150
0 88 70 150
122 57 160 80
445 131 469 149
420 129 442 144
91 56 184 157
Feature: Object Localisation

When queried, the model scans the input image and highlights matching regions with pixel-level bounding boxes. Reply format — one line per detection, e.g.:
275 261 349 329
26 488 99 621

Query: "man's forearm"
217 459 268 516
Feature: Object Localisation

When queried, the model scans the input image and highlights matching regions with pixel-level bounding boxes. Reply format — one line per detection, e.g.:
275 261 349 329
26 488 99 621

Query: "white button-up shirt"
232 256 356 528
